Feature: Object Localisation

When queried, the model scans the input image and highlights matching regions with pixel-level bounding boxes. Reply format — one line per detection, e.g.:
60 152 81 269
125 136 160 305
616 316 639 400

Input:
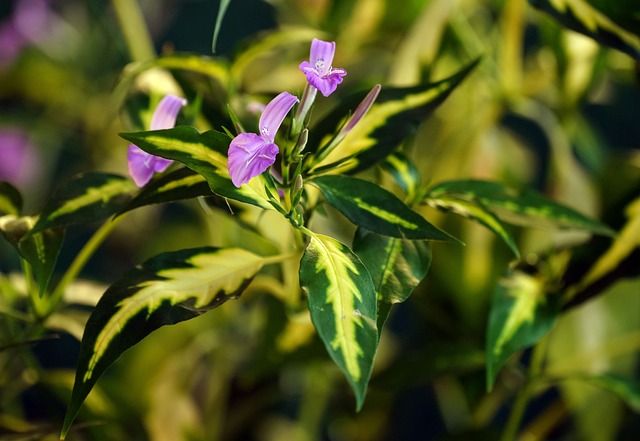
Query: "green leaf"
61 246 267 439
306 59 479 175
0 215 63 297
426 194 520 258
578 374 640 412
529 0 640 59
119 167 213 214
0 181 22 216
211 0 231 53
353 229 432 333
379 152 421 201
28 172 136 236
486 269 562 390
120 126 275 211
425 179 615 237
312 175 459 242
299 233 378 410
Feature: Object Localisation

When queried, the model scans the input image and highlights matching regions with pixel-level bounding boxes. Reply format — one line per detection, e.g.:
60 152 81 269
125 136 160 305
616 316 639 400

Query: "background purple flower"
128 95 187 187
0 128 42 187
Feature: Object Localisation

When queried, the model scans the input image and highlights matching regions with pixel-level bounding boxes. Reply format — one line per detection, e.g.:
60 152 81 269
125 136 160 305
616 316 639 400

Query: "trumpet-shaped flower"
228 92 299 187
299 38 346 97
128 94 187 187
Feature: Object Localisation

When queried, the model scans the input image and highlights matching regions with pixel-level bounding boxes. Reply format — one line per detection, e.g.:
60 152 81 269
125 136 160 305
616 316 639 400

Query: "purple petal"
0 128 40 186
127 145 157 187
306 69 347 97
228 132 279 187
258 92 298 142
150 94 188 130
308 39 335 77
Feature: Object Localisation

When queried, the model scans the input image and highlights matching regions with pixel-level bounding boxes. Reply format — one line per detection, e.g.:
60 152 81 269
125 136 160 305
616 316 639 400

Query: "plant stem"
111 0 156 62
46 216 124 317
500 337 548 441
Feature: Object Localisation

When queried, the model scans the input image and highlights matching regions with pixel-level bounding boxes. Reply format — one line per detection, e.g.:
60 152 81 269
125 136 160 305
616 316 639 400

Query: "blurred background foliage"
1 0 639 440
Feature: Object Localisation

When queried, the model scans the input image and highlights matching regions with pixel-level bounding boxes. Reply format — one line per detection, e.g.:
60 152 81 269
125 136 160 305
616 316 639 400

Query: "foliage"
1 0 639 440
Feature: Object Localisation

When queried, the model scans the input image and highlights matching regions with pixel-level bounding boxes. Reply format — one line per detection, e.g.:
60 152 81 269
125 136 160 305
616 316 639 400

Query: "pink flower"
299 39 347 97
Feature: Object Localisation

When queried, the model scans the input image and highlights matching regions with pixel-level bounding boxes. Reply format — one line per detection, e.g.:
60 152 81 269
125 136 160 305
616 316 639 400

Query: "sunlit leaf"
28 173 136 236
212 0 231 53
379 151 421 201
120 126 275 211
426 194 520 258
306 60 479 175
312 175 459 242
0 215 63 297
0 181 22 216
578 374 640 412
425 179 615 237
529 0 640 59
353 229 432 332
120 167 213 214
486 269 562 390
299 232 378 410
61 246 267 439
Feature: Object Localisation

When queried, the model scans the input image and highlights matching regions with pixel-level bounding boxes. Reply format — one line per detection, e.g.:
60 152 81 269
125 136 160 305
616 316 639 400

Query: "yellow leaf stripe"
309 234 367 381
143 135 228 169
47 179 134 222
84 248 264 382
352 197 420 231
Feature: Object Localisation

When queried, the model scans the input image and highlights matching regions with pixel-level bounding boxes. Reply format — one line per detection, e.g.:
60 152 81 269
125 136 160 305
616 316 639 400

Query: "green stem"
46 217 124 317
22 261 46 320
111 0 156 62
501 337 548 441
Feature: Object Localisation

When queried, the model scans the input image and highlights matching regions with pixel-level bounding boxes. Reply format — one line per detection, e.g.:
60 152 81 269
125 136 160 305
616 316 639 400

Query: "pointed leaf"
120 167 213 214
379 152 421 200
426 195 520 258
425 179 615 237
529 0 640 59
28 173 136 236
299 233 378 410
486 269 562 390
212 0 232 53
306 60 479 175
61 246 267 439
0 215 63 297
120 126 275 210
312 175 459 242
0 181 22 216
353 229 432 333
578 374 640 412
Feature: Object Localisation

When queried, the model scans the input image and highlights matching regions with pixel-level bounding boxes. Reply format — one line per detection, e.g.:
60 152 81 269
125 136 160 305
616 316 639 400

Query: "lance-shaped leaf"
119 167 213 215
425 179 615 237
306 60 479 175
61 246 267 439
486 269 562 390
299 233 378 410
0 215 63 297
0 181 22 216
426 194 520 258
529 0 640 59
28 173 136 236
576 374 640 412
353 229 432 333
120 126 275 211
379 152 422 202
312 175 459 242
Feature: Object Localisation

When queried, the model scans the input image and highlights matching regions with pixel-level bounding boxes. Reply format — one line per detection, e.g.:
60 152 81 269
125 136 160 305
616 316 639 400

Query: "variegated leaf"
306 60 479 175
120 167 213 214
529 0 640 59
379 152 421 201
425 179 615 237
426 195 520 258
577 374 640 412
120 126 275 211
486 269 561 390
299 233 378 410
28 172 136 236
0 181 22 216
312 175 459 242
353 229 432 333
61 247 267 439
0 215 63 297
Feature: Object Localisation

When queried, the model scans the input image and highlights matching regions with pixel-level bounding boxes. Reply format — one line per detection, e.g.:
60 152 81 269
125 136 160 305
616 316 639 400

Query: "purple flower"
299 39 347 97
228 92 299 187
0 128 41 187
128 94 187 187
